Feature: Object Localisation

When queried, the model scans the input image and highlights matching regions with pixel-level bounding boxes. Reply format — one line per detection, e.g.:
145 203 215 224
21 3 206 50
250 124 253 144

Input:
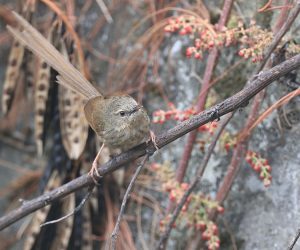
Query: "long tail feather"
7 11 100 100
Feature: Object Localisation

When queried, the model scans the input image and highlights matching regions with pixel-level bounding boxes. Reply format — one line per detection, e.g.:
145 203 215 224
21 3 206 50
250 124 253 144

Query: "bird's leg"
89 143 105 183
150 130 159 150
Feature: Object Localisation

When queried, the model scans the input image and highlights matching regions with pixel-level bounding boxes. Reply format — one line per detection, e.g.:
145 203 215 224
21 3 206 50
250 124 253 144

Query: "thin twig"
258 0 273 12
240 88 300 141
136 193 149 250
107 155 149 250
258 0 300 71
157 113 234 250
1 53 300 230
40 184 94 227
41 0 86 76
221 218 238 250
288 229 300 250
96 0 113 24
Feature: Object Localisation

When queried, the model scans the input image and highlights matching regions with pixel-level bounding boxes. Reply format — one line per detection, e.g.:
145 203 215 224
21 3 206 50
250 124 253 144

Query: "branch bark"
1 53 300 230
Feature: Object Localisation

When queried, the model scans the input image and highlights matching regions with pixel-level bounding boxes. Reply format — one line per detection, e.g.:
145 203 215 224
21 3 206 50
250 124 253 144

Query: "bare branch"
1 53 300 230
259 0 300 71
288 229 300 250
107 155 149 250
40 185 94 227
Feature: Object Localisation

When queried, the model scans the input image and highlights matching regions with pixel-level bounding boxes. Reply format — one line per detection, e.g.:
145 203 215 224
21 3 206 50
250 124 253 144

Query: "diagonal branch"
1 53 300 230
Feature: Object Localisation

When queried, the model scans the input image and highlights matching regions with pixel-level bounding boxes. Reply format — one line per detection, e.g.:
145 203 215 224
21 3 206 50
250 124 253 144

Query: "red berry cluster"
286 41 300 55
201 222 221 250
150 162 175 185
185 28 234 60
153 102 196 124
224 141 236 151
164 15 229 60
168 182 190 209
221 132 237 152
198 121 218 135
186 195 224 250
159 196 223 249
187 194 224 250
164 15 205 35
237 21 273 63
238 48 263 63
150 162 224 249
165 15 273 63
158 182 191 231
159 214 176 231
154 163 223 248
245 151 272 187
153 104 218 136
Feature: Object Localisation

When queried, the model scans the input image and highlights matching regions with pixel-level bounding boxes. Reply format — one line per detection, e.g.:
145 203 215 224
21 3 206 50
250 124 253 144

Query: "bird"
7 11 155 180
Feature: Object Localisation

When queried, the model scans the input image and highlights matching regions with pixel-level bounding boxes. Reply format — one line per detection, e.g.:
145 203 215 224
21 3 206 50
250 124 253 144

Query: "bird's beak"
130 105 142 115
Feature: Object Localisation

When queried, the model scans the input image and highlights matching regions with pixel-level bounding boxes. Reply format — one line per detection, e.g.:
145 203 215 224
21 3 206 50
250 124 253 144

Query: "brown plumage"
7 12 152 176
7 13 99 100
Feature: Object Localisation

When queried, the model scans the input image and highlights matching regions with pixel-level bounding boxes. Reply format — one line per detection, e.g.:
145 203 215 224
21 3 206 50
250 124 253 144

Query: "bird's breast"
103 110 150 152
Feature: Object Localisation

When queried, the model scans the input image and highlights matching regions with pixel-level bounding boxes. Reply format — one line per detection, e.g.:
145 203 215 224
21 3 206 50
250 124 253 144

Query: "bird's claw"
89 161 101 185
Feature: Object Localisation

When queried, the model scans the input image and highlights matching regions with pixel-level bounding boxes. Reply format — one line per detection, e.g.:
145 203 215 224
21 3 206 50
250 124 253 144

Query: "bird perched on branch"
7 11 155 179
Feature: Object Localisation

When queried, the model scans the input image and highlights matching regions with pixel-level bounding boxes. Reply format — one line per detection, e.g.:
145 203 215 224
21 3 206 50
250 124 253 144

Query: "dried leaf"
23 50 35 90
2 6 35 115
34 58 50 155
34 21 60 155
82 201 92 250
2 39 25 115
50 193 75 250
58 40 89 159
23 170 62 250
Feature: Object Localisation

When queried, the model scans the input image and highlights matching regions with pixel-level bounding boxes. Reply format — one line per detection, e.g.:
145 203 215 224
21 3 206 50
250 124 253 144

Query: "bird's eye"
119 111 126 117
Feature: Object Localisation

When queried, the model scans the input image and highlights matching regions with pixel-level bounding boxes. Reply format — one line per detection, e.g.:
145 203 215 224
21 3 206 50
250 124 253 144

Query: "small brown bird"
7 12 154 178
